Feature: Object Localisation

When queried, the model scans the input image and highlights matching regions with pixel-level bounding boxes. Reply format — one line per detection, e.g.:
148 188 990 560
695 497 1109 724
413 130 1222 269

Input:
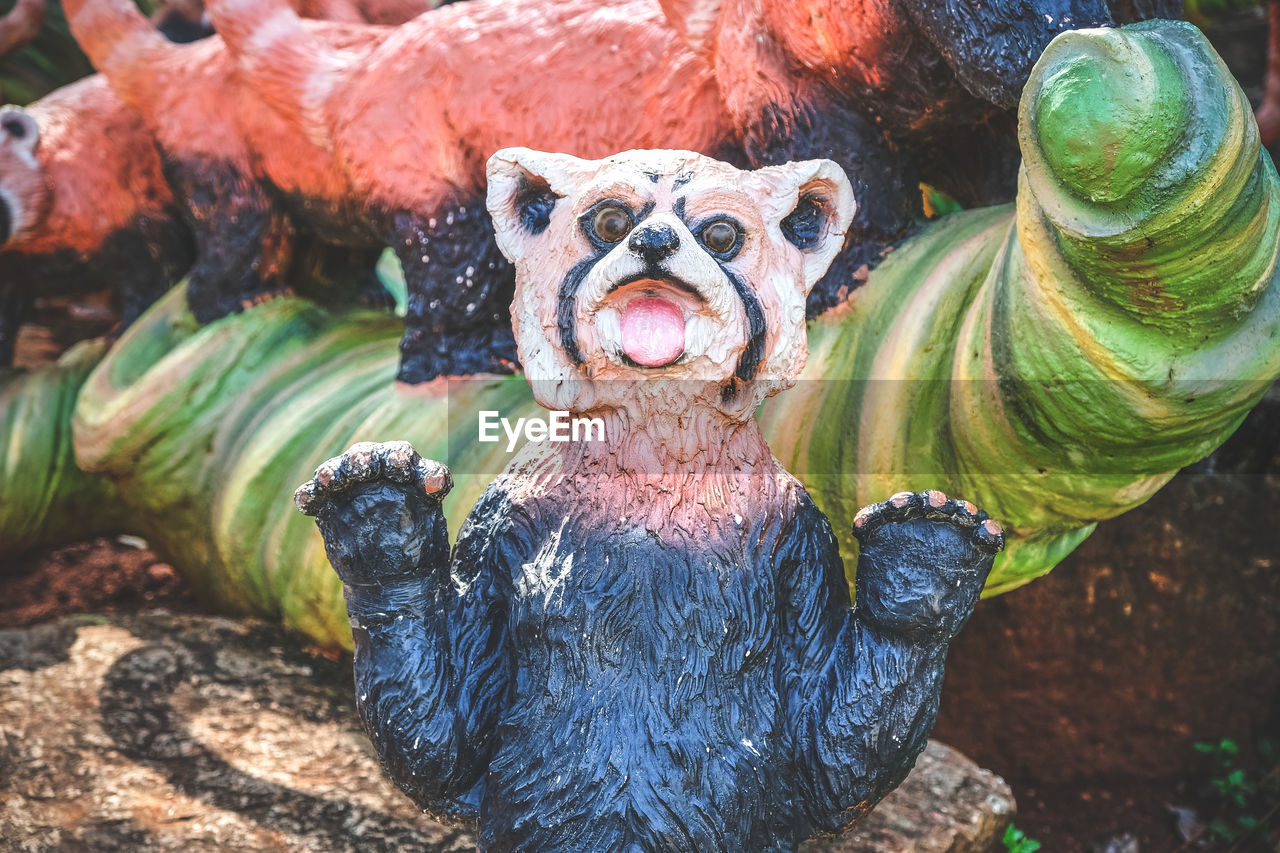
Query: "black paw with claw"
852 489 1004 642
294 441 452 585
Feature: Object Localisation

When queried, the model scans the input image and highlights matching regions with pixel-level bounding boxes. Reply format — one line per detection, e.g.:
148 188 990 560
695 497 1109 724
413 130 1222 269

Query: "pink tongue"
620 297 685 367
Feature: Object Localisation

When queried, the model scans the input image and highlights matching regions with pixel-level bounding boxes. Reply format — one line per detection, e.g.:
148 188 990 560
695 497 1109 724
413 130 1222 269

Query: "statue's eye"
590 205 633 243
701 220 740 255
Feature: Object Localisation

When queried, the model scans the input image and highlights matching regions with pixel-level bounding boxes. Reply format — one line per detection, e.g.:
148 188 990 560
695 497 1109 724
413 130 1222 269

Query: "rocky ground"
0 613 1014 852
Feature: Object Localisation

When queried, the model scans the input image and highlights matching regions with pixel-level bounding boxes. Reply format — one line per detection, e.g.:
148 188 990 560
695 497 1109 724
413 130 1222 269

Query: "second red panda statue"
59 0 1177 382
202 0 1177 382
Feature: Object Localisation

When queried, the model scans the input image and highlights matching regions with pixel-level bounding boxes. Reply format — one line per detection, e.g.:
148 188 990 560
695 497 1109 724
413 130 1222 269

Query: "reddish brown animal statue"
154 0 440 30
0 75 192 366
202 0 735 381
62 0 411 322
202 0 1173 383
150 0 447 43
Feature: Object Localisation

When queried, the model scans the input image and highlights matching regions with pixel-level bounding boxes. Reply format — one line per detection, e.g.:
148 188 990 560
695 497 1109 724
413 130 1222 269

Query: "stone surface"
799 741 1015 853
0 613 1014 852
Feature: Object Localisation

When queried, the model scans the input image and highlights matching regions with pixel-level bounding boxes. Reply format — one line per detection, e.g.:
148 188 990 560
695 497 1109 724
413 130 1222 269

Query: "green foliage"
1001 823 1042 853
1191 736 1280 849
920 183 964 219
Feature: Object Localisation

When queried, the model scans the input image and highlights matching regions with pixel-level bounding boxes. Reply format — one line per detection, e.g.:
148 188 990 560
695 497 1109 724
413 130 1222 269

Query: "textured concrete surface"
0 613 1014 851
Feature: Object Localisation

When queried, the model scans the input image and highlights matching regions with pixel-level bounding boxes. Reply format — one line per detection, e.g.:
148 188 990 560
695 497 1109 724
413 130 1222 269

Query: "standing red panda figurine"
295 149 1004 851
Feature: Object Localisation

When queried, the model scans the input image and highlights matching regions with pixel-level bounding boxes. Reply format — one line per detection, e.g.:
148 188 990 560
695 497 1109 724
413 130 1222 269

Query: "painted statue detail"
294 149 1005 850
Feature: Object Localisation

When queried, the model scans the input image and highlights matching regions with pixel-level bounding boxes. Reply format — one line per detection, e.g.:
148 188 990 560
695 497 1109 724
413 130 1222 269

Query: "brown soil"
935 470 1280 851
0 537 205 629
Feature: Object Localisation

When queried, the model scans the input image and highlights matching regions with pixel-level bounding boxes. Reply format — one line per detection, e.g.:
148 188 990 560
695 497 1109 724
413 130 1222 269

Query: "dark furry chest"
481 507 798 852
509 517 776 676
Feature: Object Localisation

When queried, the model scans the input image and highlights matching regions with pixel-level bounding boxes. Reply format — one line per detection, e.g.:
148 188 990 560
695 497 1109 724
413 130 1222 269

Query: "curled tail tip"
206 0 306 49
1020 20 1251 212
1015 17 1276 321
64 0 168 67
1020 24 1190 207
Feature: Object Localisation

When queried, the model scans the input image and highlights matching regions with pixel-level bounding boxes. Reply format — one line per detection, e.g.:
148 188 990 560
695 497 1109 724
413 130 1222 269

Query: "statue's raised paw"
853 489 1004 553
852 490 1004 642
294 441 452 585
294 440 452 514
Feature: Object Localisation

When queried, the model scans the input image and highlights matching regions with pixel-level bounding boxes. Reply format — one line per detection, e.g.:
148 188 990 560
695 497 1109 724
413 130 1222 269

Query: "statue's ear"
0 107 39 156
748 159 855 296
656 0 722 56
486 147 590 265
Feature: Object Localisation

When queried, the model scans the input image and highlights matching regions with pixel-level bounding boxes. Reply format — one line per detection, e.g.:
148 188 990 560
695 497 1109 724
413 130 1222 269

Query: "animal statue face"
0 107 46 248
486 148 855 421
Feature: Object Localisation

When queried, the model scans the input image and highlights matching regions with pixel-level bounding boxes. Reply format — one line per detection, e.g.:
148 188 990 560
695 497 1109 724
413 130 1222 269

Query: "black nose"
0 195 11 246
628 222 679 262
